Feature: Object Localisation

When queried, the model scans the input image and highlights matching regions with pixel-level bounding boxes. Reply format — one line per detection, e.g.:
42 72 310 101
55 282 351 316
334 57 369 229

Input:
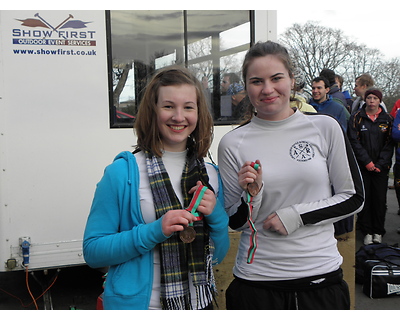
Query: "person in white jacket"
218 41 364 310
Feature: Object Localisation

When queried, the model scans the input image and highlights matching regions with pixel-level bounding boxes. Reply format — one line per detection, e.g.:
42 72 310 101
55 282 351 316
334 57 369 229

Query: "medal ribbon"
186 185 208 226
246 162 259 264
246 193 258 264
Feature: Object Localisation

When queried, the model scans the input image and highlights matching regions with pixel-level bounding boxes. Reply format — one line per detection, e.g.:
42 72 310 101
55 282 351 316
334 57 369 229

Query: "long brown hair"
134 66 213 158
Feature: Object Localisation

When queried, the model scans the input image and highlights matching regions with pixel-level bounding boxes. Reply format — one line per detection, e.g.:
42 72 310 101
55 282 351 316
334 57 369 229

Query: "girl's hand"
263 212 288 235
188 181 216 216
161 210 195 237
238 160 262 196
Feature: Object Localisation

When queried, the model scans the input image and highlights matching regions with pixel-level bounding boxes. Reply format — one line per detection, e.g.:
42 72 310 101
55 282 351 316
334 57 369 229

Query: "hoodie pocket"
107 257 151 297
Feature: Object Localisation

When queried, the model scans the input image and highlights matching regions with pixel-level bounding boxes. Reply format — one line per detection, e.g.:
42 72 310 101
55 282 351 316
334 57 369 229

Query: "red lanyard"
186 185 207 225
246 162 259 264
246 193 257 264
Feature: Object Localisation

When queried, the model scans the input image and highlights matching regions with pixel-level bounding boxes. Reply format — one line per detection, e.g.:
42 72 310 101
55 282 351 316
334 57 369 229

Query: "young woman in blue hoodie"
83 67 229 310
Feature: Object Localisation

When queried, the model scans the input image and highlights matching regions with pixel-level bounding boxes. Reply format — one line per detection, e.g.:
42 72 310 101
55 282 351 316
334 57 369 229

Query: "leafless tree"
113 61 132 109
338 43 382 91
279 22 400 107
375 57 400 107
279 22 354 90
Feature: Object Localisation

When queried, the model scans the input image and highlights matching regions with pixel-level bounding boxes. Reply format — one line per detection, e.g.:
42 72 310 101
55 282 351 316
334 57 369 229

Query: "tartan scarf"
144 147 216 310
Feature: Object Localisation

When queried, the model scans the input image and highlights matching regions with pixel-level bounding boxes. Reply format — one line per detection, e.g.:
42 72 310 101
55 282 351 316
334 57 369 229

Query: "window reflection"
220 22 250 51
188 36 212 60
108 10 251 128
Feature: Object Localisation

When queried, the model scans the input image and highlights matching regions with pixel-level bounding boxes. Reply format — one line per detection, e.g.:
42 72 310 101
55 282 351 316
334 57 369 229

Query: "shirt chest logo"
379 123 389 133
290 141 315 162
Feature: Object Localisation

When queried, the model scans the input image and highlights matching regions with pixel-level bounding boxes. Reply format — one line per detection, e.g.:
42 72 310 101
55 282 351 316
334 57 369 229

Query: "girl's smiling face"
156 84 198 152
245 55 294 121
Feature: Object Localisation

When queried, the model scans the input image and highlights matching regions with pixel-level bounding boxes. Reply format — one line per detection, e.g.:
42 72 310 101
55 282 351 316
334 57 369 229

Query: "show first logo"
13 13 96 46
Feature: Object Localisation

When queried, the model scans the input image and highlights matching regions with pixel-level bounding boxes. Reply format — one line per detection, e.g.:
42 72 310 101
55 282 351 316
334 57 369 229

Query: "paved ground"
1 187 400 310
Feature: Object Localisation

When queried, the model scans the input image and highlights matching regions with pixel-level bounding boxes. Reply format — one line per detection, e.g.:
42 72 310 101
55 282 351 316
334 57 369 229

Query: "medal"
247 181 259 197
179 184 208 243
179 226 196 243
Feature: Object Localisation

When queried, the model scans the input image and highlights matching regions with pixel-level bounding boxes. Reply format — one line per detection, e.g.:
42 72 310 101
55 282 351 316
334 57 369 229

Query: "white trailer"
0 10 276 273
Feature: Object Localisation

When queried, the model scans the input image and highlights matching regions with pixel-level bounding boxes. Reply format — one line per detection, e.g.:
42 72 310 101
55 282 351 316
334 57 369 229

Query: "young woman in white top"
218 41 364 310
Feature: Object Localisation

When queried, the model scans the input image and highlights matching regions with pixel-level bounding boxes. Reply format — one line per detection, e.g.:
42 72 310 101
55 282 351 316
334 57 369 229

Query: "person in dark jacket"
320 68 348 108
310 76 352 235
391 106 400 215
335 74 353 112
348 88 394 245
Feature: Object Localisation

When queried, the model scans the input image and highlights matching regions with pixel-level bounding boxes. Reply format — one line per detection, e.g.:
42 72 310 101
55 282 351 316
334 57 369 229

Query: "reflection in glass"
109 10 184 127
220 22 250 51
188 37 212 60
108 10 251 127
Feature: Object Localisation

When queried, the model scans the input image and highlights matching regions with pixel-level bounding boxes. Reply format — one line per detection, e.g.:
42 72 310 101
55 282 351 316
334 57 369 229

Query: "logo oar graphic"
34 13 67 39
55 14 74 30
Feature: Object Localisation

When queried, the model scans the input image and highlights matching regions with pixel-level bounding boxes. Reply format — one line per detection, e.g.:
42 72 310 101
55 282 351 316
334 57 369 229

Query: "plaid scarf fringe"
145 149 215 310
162 295 192 310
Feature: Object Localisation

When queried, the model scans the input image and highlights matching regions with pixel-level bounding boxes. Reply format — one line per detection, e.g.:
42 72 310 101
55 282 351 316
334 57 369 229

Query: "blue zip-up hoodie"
83 151 229 309
392 109 400 164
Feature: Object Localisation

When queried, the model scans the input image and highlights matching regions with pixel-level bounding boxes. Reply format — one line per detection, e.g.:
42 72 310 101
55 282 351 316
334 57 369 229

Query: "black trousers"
225 269 350 310
394 163 400 209
357 168 388 236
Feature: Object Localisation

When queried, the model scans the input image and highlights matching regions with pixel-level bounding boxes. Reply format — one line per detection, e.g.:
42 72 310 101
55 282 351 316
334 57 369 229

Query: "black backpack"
355 243 400 284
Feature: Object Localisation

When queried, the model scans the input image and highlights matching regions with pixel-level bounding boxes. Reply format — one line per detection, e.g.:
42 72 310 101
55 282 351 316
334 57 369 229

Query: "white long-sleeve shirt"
218 110 364 281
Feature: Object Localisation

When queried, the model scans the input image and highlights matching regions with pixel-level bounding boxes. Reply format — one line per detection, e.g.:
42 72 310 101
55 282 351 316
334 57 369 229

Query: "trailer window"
106 10 252 128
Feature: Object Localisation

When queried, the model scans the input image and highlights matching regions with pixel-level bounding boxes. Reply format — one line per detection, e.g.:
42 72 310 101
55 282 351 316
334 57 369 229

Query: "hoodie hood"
113 151 137 186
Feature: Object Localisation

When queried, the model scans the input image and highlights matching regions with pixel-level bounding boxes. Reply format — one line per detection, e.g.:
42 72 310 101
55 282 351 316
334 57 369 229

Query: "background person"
392 107 400 215
335 74 353 112
230 82 249 120
319 68 347 108
221 72 241 95
290 67 316 113
347 88 394 245
309 76 348 132
350 74 387 114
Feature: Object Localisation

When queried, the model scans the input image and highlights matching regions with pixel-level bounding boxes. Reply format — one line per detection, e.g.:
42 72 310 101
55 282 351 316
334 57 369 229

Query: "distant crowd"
220 67 400 247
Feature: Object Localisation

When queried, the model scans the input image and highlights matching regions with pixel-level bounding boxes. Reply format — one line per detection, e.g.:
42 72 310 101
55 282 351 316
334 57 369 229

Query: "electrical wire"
25 266 38 310
31 270 59 304
0 268 59 309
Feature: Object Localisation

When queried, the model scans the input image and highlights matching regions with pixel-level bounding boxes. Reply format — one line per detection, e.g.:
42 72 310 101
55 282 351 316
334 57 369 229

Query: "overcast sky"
9 1 399 60
277 8 399 60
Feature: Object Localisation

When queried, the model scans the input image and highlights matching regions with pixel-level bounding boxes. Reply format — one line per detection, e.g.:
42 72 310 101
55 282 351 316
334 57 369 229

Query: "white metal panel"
254 10 277 42
0 10 277 272
0 10 136 271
